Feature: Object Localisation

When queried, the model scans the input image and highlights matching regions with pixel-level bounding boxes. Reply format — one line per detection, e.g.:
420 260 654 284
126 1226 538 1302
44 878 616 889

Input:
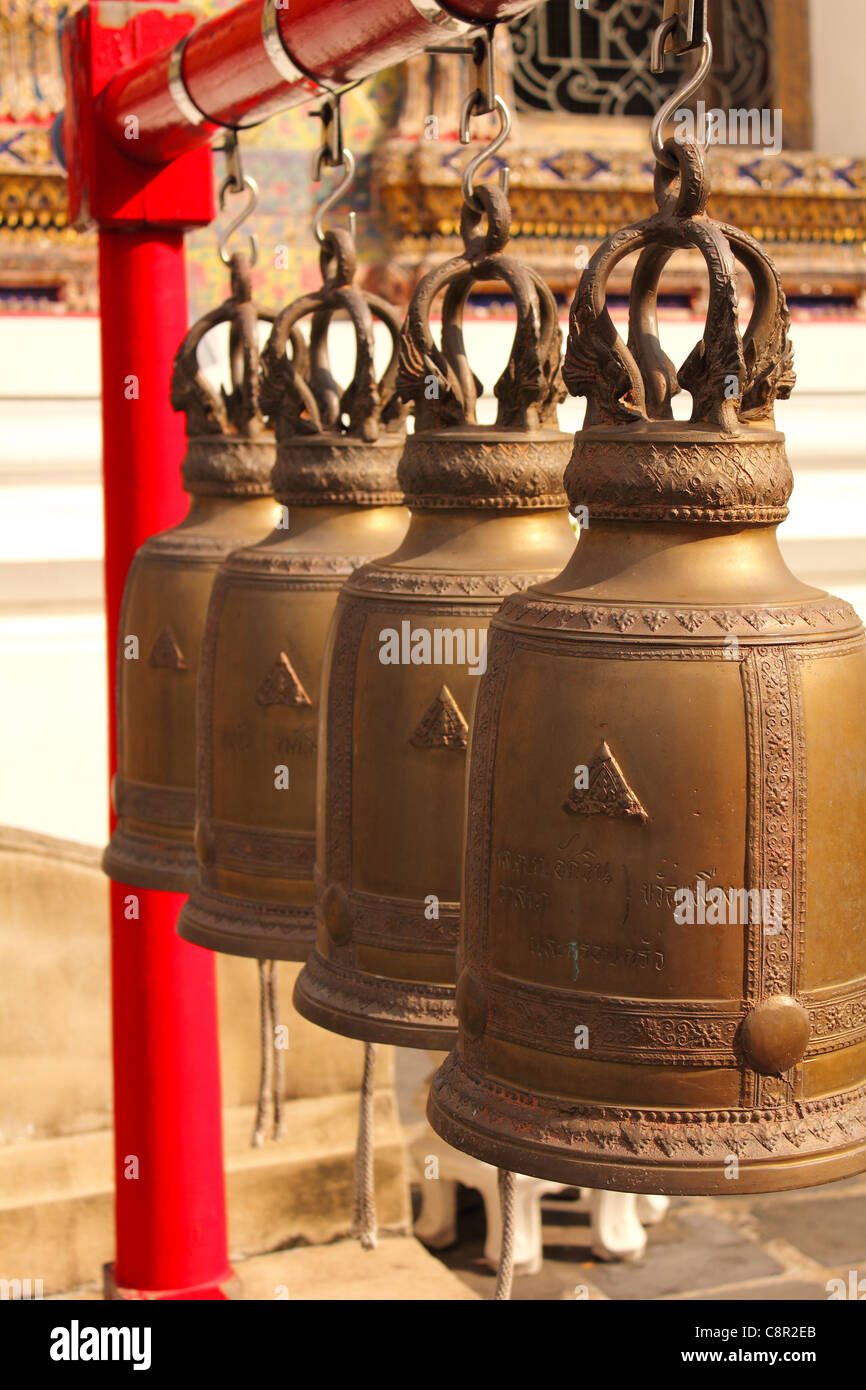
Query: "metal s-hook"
312 93 358 244
313 144 357 245
450 26 512 212
650 13 714 171
216 132 259 265
460 91 511 212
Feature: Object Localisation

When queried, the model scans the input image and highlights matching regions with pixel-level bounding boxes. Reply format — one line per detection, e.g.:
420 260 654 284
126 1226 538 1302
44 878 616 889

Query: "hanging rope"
351 1041 379 1249
268 959 286 1140
251 960 285 1146
494 1168 516 1301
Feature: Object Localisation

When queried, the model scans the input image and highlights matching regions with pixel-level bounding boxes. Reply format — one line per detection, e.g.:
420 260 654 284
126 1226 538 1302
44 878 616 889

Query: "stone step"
51 1234 478 1301
0 1097 409 1297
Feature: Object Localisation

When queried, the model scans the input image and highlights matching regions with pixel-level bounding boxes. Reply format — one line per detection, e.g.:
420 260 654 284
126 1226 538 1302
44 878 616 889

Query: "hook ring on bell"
313 144 357 245
650 14 714 171
460 92 511 212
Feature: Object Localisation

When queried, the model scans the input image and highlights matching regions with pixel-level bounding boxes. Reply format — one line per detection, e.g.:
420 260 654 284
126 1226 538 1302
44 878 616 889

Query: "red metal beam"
100 0 537 166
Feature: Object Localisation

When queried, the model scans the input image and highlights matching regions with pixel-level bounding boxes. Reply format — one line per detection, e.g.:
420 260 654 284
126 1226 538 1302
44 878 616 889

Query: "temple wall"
809 0 866 157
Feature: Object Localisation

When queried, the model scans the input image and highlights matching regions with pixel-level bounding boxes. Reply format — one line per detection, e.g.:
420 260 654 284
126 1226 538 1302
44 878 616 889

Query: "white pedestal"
410 1128 671 1273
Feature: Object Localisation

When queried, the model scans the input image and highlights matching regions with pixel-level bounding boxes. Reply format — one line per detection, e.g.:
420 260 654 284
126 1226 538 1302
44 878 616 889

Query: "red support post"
100 232 232 1298
63 6 229 1299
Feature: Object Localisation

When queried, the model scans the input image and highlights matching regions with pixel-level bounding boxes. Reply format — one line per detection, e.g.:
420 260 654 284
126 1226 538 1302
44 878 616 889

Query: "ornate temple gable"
1 0 69 120
373 0 865 309
0 0 94 310
1 0 864 313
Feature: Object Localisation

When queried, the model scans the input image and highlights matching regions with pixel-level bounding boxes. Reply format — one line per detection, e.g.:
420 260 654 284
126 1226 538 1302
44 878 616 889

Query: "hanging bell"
293 183 576 1048
176 227 409 960
103 253 279 891
429 138 866 1195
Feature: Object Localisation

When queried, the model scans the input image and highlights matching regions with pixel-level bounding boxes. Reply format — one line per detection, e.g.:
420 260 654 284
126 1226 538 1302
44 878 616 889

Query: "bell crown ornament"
177 200 411 962
102 250 278 892
259 226 408 507
393 182 568 511
428 132 866 1195
292 171 577 1048
562 138 795 524
169 249 275 495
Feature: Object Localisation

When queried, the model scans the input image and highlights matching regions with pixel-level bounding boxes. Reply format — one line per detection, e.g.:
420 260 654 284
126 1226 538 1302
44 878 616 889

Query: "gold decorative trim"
479 976 866 1068
373 140 866 299
499 593 863 643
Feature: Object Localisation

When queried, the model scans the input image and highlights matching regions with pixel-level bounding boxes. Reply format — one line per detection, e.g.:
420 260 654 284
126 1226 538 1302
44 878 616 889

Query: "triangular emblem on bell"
148 626 187 671
429 137 866 1195
410 685 469 750
564 741 648 822
293 183 576 1048
176 224 409 961
102 253 279 891
255 653 312 707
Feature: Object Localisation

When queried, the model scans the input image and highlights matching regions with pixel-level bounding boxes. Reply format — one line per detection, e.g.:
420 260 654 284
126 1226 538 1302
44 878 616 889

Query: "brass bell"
293 183 576 1047
429 138 866 1195
177 226 409 960
103 252 279 891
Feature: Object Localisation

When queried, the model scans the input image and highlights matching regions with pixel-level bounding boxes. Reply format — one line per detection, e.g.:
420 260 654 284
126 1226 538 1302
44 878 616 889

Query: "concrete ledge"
233 1235 479 1301
52 1235 479 1301
0 1097 409 1296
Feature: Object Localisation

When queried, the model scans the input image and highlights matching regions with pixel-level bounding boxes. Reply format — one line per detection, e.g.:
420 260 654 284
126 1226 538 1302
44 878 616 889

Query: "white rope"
267 960 286 1141
252 959 273 1147
251 960 284 1146
351 1041 379 1250
494 1168 516 1300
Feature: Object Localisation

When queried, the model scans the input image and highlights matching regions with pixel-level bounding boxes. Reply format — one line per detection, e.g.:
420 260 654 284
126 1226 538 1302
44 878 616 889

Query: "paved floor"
395 1047 866 1302
414 1173 866 1301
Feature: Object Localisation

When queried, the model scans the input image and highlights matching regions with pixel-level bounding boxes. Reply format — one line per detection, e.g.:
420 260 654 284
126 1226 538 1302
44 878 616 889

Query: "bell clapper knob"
456 967 489 1041
738 995 811 1076
321 883 353 946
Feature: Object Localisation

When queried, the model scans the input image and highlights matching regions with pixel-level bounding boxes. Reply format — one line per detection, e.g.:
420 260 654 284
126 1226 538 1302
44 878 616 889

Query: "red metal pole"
64 4 226 1299
99 0 539 165
100 230 232 1298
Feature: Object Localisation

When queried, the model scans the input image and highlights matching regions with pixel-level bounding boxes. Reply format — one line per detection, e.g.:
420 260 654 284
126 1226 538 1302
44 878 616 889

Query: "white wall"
809 0 866 156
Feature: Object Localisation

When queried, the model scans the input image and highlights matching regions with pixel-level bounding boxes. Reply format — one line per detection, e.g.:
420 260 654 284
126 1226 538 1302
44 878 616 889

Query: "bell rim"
428 1053 866 1197
427 1087 866 1197
293 951 458 1050
176 882 315 962
102 826 198 894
